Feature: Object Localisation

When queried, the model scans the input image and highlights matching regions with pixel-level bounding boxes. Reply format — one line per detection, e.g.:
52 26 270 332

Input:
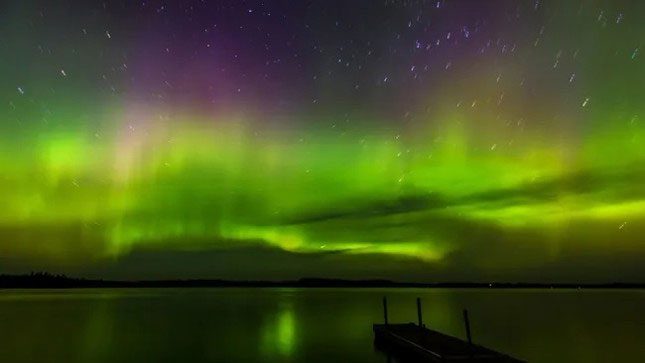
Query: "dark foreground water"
0 288 644 362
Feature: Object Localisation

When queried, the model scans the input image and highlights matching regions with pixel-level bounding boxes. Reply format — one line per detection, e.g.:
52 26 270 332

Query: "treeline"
0 272 127 288
1 272 643 289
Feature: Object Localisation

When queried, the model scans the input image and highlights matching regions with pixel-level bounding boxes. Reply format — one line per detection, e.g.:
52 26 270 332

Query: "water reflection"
261 300 296 358
78 298 114 362
0 288 643 362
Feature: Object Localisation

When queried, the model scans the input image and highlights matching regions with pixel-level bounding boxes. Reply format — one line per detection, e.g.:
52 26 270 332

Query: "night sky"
1 0 643 282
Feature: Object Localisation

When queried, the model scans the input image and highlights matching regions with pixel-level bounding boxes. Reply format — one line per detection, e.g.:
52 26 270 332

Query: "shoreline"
2 274 645 290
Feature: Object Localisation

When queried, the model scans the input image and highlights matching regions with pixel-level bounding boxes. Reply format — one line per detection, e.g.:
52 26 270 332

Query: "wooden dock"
373 298 524 362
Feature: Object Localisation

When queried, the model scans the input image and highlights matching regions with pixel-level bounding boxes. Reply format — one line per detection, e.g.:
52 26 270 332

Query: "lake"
0 288 643 362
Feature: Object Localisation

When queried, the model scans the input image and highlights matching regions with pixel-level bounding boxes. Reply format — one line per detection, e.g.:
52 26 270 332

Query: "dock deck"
373 323 523 362
373 298 524 362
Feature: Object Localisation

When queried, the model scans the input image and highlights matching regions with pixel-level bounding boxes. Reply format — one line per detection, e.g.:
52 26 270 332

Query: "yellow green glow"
1 0 643 279
1 108 643 267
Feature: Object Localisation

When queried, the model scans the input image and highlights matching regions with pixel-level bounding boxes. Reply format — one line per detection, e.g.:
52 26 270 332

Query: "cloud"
280 162 645 227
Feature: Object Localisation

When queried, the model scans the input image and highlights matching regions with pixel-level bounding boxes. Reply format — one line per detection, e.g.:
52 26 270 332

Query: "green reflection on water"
0 288 644 363
261 301 297 358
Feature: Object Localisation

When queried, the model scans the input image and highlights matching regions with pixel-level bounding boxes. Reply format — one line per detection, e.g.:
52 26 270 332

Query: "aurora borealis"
0 0 643 281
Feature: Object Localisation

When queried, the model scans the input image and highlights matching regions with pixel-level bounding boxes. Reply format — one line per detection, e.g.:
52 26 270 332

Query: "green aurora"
0 0 644 281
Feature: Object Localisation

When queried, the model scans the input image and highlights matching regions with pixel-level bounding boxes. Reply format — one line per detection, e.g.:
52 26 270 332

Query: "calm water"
0 288 643 362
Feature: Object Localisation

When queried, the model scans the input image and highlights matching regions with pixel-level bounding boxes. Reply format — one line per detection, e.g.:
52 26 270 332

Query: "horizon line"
1 272 645 289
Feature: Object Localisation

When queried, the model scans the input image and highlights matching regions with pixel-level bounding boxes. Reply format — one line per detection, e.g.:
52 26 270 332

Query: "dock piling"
463 309 472 345
372 301 524 362
416 297 423 327
383 297 389 325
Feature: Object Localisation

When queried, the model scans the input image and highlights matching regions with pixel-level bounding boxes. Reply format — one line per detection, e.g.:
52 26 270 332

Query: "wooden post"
463 309 472 345
416 297 423 327
383 297 389 325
